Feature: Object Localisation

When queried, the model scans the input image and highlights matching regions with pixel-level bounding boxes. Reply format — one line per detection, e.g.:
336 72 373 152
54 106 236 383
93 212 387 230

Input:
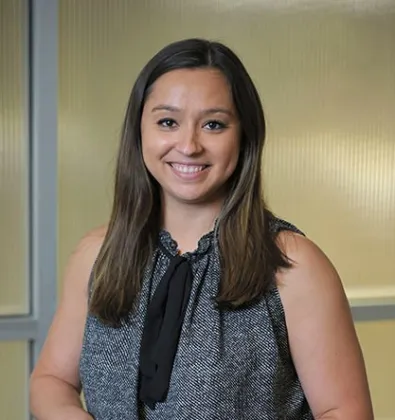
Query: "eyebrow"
151 104 234 117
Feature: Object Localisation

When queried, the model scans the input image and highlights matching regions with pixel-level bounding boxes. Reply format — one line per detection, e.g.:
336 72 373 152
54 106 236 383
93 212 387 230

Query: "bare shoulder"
274 229 352 328
30 225 108 389
275 229 351 355
63 225 108 293
71 225 107 264
275 230 342 297
274 230 373 419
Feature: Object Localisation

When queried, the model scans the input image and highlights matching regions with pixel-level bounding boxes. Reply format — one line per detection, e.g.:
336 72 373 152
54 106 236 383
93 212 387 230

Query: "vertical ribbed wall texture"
0 0 29 418
59 0 395 290
0 341 28 419
58 3 395 416
355 319 395 418
0 0 28 315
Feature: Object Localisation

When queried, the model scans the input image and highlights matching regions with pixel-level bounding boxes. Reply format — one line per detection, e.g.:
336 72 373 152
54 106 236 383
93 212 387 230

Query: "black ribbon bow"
139 247 193 409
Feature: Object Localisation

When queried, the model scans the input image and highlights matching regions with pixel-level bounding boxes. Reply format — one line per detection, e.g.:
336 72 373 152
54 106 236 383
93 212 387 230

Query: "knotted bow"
139 246 193 409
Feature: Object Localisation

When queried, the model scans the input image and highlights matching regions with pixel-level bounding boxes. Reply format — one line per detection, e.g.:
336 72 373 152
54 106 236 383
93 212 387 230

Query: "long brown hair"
90 38 290 326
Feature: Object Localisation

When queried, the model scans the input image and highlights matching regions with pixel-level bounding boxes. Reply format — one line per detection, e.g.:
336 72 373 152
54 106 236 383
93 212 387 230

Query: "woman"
30 38 373 419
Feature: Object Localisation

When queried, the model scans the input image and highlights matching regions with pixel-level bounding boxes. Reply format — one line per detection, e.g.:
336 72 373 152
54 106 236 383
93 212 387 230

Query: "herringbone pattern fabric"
79 217 313 419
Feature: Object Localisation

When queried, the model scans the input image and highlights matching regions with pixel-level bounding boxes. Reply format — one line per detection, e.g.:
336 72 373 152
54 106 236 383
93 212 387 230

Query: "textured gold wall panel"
59 0 395 291
59 1 395 417
0 0 29 314
355 320 395 419
0 341 28 419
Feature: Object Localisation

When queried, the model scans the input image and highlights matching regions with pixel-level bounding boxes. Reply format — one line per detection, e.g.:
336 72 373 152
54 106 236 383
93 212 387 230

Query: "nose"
175 126 203 156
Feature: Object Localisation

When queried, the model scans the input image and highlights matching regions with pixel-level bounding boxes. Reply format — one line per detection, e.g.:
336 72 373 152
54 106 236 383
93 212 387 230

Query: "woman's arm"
277 232 374 420
29 228 105 420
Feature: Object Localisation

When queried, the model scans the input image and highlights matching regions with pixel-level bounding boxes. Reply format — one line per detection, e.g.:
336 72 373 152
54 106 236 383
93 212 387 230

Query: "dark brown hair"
90 38 290 326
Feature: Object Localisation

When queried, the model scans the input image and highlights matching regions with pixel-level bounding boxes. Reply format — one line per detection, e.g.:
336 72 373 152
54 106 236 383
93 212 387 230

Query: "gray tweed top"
79 217 313 419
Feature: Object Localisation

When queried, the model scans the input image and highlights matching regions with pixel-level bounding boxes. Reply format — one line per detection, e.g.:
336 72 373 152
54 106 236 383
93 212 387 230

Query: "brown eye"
204 120 226 131
158 118 177 128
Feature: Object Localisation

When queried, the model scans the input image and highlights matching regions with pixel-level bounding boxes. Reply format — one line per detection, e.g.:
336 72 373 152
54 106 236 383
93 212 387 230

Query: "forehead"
145 68 234 109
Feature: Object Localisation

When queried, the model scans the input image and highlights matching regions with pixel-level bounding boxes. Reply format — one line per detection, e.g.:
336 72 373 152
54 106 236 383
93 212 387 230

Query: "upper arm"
30 227 106 391
276 232 374 419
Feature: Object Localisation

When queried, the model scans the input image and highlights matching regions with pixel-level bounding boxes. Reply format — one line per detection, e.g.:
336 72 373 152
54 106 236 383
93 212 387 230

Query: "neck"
161 197 222 254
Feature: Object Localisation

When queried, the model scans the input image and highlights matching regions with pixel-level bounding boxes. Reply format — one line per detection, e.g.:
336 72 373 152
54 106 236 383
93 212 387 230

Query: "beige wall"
59 0 395 292
57 2 395 418
355 320 395 419
0 1 29 415
0 0 28 315
0 342 27 419
0 0 394 418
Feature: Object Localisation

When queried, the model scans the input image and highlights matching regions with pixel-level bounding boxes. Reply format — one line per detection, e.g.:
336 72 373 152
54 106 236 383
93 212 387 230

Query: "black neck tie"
139 245 193 409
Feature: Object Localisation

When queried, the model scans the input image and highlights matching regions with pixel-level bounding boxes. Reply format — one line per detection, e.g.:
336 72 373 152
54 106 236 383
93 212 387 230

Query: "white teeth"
171 164 206 174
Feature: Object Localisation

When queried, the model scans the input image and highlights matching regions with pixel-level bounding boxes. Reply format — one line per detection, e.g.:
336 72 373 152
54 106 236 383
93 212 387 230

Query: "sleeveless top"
79 217 314 420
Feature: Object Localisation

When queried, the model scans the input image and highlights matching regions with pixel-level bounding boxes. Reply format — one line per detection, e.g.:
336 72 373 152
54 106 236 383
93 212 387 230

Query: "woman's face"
141 68 241 207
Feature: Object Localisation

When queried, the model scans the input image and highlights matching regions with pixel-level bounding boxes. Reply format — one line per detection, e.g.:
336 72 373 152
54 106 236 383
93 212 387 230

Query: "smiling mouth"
169 163 209 174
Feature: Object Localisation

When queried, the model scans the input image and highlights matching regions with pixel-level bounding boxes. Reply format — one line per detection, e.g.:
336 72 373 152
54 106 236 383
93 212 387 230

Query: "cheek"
141 129 159 160
140 124 149 158
223 138 240 168
141 137 158 175
140 140 150 167
141 133 172 174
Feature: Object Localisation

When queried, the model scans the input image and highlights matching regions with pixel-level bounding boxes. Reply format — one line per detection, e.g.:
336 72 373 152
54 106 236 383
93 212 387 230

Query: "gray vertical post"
29 0 58 366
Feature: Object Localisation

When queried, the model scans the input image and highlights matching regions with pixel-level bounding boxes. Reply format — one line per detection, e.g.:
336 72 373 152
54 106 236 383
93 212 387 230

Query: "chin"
173 194 208 205
161 182 226 206
169 189 224 206
161 188 204 204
